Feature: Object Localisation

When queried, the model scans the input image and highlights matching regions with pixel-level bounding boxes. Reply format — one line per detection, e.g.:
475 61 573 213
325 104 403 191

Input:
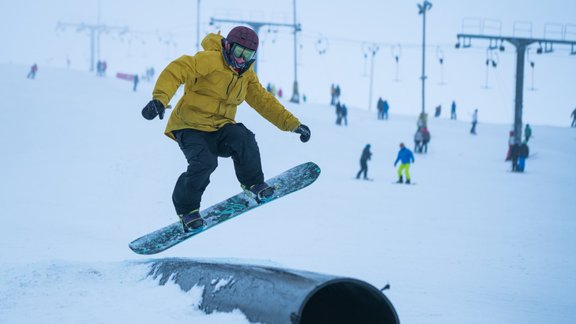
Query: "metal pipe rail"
147 258 399 324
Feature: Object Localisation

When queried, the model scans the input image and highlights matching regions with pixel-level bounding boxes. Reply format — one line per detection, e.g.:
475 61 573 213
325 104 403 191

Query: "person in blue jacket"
394 142 415 184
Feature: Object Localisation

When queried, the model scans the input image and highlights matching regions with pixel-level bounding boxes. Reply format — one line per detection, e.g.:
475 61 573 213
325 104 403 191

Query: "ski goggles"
232 44 256 61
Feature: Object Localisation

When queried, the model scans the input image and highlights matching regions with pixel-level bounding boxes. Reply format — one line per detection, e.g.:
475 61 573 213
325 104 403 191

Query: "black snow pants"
356 160 368 179
171 123 264 215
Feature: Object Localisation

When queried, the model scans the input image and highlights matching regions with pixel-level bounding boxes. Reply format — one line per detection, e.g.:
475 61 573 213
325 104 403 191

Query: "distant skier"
434 105 441 118
470 109 478 134
421 127 431 153
377 97 384 120
517 141 529 172
414 128 423 153
571 107 576 127
335 102 342 125
341 104 348 126
133 74 139 92
506 131 515 161
383 100 389 120
524 124 532 142
141 26 311 232
26 63 38 79
330 84 336 105
394 143 415 184
510 140 521 172
356 144 372 180
450 100 457 120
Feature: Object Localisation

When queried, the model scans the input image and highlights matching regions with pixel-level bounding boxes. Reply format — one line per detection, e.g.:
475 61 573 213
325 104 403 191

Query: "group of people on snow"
355 142 415 184
266 83 284 98
335 101 348 126
376 97 390 120
330 84 341 106
505 124 532 172
414 126 431 154
136 24 555 232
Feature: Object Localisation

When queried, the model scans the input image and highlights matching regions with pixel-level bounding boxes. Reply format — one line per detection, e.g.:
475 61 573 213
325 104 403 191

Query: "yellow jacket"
152 33 301 140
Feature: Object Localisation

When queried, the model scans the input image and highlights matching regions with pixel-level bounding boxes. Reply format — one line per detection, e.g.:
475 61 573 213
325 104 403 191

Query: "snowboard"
129 162 321 255
392 181 416 185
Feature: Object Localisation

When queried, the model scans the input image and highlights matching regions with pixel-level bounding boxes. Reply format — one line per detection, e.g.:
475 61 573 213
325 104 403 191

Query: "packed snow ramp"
147 258 399 324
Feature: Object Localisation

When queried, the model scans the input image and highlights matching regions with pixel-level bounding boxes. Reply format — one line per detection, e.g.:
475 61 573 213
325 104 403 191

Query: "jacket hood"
201 32 224 51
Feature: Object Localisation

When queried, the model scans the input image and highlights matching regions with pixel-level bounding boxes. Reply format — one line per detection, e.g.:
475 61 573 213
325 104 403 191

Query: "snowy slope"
1 64 575 323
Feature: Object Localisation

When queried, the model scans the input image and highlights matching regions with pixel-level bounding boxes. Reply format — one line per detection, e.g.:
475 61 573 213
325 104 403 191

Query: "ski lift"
315 37 328 55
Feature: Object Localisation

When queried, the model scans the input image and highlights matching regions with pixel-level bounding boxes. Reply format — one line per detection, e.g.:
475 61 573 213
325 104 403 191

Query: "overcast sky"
2 0 575 125
3 0 575 60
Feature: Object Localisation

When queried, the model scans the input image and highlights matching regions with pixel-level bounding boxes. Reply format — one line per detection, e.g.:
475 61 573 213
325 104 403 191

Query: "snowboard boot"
178 209 205 233
244 182 276 203
396 176 403 184
405 178 411 184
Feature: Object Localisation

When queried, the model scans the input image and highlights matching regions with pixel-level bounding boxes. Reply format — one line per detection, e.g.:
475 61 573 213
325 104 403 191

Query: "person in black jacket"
377 97 384 120
510 140 521 172
517 142 529 172
356 144 372 180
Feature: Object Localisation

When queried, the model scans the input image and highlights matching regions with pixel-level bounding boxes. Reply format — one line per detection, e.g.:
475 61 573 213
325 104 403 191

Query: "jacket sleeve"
244 73 301 132
152 55 197 107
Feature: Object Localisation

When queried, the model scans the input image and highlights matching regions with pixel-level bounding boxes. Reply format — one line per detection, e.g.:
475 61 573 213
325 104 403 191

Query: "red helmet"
226 26 259 51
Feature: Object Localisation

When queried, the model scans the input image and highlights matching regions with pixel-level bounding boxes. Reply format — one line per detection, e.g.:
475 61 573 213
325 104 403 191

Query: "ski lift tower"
56 1 128 72
455 21 576 143
418 0 433 115
210 16 302 103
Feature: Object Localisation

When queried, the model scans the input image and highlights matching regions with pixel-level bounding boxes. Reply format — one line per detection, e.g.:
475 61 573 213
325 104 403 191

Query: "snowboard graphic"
129 162 321 255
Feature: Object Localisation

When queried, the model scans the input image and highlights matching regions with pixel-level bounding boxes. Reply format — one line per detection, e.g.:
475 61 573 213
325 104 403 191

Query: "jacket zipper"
226 75 235 95
235 76 243 99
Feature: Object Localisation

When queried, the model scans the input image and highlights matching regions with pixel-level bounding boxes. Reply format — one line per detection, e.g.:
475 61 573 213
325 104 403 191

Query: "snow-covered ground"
1 63 575 323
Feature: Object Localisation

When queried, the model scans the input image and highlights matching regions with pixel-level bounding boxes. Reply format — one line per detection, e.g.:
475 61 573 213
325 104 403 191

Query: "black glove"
294 124 311 143
141 99 165 120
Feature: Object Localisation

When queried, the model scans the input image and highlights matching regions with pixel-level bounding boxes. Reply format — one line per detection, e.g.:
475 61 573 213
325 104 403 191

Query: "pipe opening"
300 281 398 324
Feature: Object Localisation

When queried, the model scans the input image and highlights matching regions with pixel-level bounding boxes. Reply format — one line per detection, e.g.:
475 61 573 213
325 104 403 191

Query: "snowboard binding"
244 183 277 203
178 210 205 233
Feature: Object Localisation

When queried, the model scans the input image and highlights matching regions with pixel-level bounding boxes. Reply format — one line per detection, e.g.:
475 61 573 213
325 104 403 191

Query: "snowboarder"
470 109 478 134
394 143 415 184
356 144 372 180
141 26 311 232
